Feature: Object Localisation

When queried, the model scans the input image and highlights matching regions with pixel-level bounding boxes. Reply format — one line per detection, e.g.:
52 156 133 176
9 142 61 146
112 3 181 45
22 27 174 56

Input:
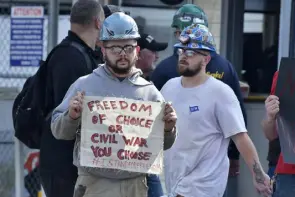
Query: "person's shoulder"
211 53 232 68
54 40 82 54
48 43 86 68
129 68 154 86
136 76 154 86
160 77 181 94
209 53 239 84
209 77 236 98
208 76 226 86
139 80 165 102
51 40 90 60
156 54 177 68
160 54 177 63
74 66 103 85
211 52 228 62
77 72 93 81
165 77 181 86
68 73 91 90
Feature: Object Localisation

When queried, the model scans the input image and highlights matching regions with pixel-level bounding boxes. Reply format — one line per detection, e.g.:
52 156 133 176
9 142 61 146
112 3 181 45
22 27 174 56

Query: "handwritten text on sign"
80 96 165 174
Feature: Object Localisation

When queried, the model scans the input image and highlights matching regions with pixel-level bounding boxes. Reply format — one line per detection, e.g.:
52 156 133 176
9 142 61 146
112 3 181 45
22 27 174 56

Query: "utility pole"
47 0 59 52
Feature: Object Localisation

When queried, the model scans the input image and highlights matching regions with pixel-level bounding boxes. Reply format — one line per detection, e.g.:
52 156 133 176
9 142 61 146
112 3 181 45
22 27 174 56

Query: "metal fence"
0 1 173 197
0 1 49 197
0 129 15 197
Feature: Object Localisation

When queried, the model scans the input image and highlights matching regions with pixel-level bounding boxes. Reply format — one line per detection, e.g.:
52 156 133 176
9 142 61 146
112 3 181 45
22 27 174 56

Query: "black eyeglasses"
177 48 208 57
104 45 137 55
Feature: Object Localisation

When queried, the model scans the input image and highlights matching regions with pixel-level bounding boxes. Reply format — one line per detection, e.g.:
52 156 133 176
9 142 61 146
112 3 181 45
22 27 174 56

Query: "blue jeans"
223 176 237 197
147 174 163 197
268 165 276 179
273 174 295 197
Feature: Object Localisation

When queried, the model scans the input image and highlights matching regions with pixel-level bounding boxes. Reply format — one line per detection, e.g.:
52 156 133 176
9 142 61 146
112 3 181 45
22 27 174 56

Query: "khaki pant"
73 174 148 197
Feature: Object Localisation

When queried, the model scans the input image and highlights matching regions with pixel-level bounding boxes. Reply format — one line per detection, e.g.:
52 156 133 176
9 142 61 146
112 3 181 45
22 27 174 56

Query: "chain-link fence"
0 129 15 197
0 1 49 197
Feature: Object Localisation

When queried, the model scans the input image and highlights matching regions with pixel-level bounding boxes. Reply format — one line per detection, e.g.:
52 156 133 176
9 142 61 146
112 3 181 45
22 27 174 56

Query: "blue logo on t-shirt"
189 106 199 112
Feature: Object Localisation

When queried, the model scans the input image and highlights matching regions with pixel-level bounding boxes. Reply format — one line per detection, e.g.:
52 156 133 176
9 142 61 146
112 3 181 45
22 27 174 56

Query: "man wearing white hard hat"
51 12 176 197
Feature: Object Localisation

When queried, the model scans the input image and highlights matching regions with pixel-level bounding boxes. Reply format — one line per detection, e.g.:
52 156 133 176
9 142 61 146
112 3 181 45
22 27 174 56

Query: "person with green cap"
151 3 247 187
160 23 271 197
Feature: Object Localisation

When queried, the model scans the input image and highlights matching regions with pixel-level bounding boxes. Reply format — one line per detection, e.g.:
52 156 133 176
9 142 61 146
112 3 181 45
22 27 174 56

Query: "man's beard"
105 55 135 74
177 59 202 77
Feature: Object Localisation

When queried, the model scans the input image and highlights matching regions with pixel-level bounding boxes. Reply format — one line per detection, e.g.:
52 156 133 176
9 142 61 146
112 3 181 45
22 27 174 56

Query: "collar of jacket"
67 30 97 57
94 64 151 86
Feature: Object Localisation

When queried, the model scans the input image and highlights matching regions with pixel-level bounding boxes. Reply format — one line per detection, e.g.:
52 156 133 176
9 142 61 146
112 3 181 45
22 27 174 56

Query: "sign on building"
10 6 44 67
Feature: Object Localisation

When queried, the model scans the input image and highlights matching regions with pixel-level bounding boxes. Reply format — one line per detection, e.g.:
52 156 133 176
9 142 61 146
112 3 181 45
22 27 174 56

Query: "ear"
95 17 102 30
204 55 211 65
138 51 143 60
136 46 140 53
101 47 106 56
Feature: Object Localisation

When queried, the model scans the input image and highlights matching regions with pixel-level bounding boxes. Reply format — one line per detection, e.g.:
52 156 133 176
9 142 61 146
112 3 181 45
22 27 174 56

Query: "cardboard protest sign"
80 96 165 174
275 57 295 164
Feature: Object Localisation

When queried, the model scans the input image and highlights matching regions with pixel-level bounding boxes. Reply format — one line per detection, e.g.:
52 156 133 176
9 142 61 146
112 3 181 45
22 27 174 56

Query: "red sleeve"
270 71 279 95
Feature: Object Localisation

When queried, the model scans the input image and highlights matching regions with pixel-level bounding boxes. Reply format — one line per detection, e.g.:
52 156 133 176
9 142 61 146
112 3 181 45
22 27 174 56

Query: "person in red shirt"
262 71 295 197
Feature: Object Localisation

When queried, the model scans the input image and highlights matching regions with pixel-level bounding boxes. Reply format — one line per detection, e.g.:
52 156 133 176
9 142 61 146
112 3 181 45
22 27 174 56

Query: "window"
242 12 279 93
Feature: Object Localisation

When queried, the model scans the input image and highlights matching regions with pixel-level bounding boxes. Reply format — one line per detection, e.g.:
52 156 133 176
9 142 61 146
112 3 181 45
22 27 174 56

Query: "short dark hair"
70 0 103 25
102 5 130 18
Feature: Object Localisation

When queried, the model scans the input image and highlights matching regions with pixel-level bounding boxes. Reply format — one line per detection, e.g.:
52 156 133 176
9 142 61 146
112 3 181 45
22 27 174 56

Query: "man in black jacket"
39 1 104 197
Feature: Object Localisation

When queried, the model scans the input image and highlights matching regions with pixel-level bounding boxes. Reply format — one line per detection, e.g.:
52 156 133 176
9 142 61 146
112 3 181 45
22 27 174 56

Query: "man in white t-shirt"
160 24 272 197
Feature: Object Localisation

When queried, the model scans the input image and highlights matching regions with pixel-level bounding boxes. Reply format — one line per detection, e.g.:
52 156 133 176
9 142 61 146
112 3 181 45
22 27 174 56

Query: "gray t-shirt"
161 76 247 197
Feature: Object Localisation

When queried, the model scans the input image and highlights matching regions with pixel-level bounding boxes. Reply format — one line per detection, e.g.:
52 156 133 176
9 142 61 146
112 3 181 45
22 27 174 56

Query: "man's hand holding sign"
163 102 177 132
69 91 177 174
69 91 85 120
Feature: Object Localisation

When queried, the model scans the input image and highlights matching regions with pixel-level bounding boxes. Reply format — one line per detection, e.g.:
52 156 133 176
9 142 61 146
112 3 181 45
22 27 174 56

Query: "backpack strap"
44 42 94 120
70 42 93 72
45 41 94 72
44 42 70 64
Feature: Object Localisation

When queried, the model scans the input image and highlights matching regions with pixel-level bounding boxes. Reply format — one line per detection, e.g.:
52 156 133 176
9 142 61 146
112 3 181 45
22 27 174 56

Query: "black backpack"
12 41 93 149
